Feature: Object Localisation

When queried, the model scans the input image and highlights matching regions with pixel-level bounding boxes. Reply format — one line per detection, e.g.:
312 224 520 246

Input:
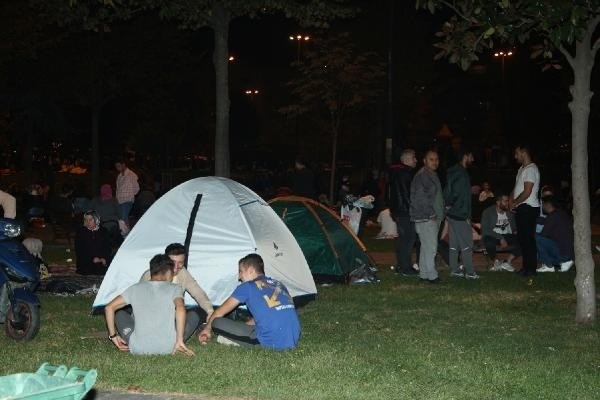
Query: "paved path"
85 389 243 400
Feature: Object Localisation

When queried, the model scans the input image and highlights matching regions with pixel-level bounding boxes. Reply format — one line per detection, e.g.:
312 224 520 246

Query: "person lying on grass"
198 253 300 350
140 243 214 341
104 254 195 356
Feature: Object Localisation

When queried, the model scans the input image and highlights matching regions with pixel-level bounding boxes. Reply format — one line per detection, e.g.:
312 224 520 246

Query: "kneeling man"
198 253 300 350
104 254 194 356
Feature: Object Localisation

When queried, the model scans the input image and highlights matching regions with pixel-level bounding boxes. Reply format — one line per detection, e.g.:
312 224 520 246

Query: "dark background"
0 1 598 197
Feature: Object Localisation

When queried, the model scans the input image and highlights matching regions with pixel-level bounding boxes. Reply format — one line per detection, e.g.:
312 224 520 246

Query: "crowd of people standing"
387 144 575 282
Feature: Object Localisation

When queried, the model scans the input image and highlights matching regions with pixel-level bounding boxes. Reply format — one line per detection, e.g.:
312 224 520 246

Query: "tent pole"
184 194 203 267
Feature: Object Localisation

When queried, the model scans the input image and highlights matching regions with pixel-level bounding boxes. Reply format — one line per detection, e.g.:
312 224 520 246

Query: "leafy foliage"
281 32 385 129
156 0 356 30
416 0 600 70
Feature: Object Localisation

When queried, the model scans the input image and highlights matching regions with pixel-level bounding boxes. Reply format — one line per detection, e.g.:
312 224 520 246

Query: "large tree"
33 0 136 191
281 32 385 202
416 0 598 323
156 0 355 177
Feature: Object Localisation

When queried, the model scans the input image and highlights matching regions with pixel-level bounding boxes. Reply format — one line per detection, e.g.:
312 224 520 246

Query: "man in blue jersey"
198 253 300 350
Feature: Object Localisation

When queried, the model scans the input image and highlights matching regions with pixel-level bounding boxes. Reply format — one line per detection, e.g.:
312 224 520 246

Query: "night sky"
1 1 599 189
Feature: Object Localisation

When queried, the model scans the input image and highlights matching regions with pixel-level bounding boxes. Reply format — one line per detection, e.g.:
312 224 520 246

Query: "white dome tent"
93 177 317 309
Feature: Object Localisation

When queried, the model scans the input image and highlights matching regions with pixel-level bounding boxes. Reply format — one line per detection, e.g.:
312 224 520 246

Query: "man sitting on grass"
481 193 521 271
104 254 195 356
198 253 300 350
536 196 575 273
140 243 214 340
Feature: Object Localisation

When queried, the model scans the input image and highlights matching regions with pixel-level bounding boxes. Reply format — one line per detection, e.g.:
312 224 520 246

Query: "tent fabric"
93 177 317 309
269 196 373 278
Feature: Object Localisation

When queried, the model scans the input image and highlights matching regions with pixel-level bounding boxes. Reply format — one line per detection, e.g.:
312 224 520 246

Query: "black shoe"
400 269 419 277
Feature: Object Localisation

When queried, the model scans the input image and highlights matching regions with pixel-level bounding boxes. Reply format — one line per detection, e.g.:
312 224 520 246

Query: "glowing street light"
289 34 310 62
244 89 260 95
493 49 514 85
228 55 235 61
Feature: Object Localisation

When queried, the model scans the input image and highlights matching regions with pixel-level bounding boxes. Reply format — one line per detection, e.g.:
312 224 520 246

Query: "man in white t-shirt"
481 193 521 271
510 145 540 277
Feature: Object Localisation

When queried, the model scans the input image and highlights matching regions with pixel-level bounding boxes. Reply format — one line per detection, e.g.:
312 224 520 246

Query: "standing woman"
75 210 111 275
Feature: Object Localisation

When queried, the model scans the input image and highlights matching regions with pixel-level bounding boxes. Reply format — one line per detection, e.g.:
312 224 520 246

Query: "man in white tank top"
510 145 540 277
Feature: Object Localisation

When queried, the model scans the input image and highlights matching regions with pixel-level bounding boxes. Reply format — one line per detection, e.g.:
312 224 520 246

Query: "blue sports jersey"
231 276 301 350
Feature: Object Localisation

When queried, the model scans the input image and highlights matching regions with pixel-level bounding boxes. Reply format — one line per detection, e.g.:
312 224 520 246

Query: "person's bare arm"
104 295 129 352
512 182 534 208
172 297 195 356
178 269 214 318
198 296 240 343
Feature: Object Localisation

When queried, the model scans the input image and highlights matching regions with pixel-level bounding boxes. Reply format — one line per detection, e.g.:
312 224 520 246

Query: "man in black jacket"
388 149 419 276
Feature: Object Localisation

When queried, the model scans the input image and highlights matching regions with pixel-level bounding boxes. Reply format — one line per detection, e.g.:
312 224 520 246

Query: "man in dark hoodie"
444 149 479 279
535 195 574 272
388 149 419 276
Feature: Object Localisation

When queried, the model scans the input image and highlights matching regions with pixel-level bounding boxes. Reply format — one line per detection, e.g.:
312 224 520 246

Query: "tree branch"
592 37 600 59
559 45 575 68
584 14 600 50
439 0 471 23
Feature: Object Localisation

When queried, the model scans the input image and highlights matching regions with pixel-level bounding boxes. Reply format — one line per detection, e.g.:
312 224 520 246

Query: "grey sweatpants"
115 307 201 343
415 219 441 280
212 317 259 347
447 218 474 274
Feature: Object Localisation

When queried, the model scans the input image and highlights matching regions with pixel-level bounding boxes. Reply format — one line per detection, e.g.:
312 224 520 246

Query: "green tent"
269 196 374 280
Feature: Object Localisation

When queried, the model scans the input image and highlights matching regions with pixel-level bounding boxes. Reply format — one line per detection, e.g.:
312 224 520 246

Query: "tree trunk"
212 3 231 178
329 125 339 205
570 39 596 324
23 117 34 190
91 104 100 193
90 30 103 194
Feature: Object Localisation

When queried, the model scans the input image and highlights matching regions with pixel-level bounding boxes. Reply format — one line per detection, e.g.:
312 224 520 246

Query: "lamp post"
493 50 513 86
493 50 514 136
289 34 310 63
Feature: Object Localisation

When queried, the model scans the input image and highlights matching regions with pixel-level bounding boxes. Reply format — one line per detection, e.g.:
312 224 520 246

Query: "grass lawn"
1 266 599 399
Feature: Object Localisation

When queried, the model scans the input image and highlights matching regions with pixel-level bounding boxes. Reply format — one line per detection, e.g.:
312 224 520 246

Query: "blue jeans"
536 235 570 266
118 201 134 220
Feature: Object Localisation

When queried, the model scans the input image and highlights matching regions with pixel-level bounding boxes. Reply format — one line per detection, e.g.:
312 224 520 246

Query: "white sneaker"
559 260 574 272
216 335 240 346
490 260 503 271
458 264 464 271
412 263 419 271
536 264 555 273
500 261 515 272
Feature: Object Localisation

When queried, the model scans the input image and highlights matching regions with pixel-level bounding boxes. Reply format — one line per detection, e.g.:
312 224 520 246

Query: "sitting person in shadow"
90 184 123 246
75 210 111 275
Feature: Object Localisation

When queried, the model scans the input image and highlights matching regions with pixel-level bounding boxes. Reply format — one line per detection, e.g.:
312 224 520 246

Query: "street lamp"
244 89 260 96
493 50 513 86
289 34 310 62
228 55 235 62
493 50 514 138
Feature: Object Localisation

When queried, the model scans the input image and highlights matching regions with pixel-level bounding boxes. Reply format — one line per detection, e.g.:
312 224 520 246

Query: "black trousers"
483 234 521 259
515 205 539 274
395 215 418 272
